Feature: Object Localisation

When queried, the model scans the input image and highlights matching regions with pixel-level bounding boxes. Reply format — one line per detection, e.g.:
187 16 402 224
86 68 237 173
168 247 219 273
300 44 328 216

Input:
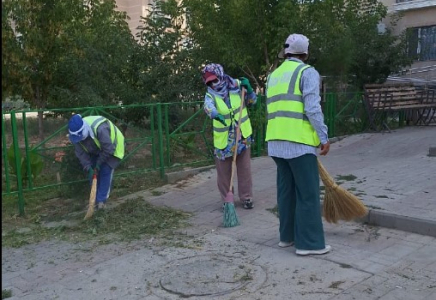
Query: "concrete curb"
429 146 436 157
320 199 436 238
165 165 215 184
362 209 436 238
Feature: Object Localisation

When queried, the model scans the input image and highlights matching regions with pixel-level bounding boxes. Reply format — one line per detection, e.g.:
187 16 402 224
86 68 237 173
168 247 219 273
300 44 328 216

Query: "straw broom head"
84 175 97 220
318 159 368 223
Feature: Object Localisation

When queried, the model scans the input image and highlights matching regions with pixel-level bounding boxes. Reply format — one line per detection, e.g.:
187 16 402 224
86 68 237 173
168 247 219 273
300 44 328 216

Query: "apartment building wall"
379 0 436 82
116 0 153 37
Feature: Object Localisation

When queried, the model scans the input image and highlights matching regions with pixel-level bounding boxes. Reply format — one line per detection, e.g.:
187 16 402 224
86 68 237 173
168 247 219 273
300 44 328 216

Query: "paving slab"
2 126 436 299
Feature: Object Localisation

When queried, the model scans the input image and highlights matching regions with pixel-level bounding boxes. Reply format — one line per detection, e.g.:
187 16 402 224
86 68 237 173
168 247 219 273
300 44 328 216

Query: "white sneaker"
97 202 106 210
296 245 331 256
278 241 294 248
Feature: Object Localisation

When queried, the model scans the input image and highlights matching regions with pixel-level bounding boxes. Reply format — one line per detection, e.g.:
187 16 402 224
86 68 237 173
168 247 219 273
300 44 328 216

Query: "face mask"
211 80 226 92
80 126 90 140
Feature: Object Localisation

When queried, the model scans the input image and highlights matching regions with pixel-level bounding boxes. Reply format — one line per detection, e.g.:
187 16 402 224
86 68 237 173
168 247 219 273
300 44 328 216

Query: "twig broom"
84 173 97 220
317 159 368 223
222 88 246 228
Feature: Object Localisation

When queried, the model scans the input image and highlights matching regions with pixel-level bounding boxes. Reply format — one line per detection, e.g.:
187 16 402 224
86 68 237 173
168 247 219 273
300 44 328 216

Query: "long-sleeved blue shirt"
267 58 329 159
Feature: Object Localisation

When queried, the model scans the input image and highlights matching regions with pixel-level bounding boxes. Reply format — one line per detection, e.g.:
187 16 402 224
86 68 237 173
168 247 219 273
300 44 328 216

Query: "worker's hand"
87 168 95 181
214 114 227 126
94 166 99 176
319 141 330 156
239 77 253 94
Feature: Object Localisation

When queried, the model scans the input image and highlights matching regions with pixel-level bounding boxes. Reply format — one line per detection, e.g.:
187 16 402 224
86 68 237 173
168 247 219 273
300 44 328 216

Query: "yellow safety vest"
265 60 320 146
209 86 253 149
82 116 125 159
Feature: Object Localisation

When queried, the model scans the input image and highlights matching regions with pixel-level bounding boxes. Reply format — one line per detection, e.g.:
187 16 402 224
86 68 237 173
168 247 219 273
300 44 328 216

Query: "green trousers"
272 154 326 250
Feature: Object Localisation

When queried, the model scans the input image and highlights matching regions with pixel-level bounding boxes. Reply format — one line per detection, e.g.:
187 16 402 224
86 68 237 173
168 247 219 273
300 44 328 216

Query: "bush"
58 147 89 200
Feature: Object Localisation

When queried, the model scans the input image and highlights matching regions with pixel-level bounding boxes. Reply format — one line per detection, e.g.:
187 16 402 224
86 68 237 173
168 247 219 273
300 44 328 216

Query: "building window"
407 25 436 61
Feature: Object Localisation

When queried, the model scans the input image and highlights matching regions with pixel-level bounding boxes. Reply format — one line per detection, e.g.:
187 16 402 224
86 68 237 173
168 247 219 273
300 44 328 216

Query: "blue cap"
68 114 84 144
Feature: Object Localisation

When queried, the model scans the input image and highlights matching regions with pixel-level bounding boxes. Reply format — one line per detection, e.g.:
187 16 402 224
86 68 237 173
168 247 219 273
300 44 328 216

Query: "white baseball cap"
278 33 309 58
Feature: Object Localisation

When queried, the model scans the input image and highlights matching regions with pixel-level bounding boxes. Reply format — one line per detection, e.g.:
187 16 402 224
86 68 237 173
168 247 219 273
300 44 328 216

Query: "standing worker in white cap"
68 114 125 210
265 34 331 255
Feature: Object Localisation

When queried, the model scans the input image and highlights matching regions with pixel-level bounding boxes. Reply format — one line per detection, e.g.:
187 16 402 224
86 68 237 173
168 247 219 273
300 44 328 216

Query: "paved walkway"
2 127 436 299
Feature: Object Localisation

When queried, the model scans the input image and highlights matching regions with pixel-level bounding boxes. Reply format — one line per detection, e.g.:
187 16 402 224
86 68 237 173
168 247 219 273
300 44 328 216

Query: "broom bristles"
84 176 97 220
223 202 240 227
318 159 368 223
322 188 340 223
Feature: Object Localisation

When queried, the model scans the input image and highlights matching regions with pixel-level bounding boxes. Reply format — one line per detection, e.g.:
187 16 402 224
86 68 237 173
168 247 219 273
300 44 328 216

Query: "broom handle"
317 158 336 187
228 87 246 193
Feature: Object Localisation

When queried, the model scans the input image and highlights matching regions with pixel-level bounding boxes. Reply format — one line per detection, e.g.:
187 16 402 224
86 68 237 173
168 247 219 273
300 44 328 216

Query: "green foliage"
58 147 88 199
2 289 12 299
135 0 204 104
2 0 140 139
2 0 414 123
183 0 412 91
7 145 44 184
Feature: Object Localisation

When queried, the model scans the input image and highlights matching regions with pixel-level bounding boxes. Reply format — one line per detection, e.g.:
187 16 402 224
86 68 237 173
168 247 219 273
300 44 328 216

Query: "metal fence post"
156 104 165 179
11 111 25 215
22 112 33 189
2 114 11 193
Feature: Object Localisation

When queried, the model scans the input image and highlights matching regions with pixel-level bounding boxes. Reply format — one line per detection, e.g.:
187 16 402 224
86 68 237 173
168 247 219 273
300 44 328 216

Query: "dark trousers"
272 154 325 250
215 148 253 202
90 157 115 204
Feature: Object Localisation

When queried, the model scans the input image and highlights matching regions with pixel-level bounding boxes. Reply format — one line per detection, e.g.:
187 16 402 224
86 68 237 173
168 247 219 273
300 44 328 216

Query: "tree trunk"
38 110 44 142
35 86 45 142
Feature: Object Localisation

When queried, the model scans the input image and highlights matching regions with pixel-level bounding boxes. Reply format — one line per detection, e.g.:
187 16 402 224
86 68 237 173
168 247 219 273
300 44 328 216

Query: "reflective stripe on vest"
82 116 125 159
208 90 253 149
265 60 320 146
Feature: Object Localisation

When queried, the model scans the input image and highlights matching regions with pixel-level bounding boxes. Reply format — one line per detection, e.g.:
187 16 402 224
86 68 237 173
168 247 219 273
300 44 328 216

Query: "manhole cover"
150 254 266 298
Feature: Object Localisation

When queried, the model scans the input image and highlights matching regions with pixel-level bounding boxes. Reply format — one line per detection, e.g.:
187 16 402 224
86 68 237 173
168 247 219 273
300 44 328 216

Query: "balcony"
392 0 436 12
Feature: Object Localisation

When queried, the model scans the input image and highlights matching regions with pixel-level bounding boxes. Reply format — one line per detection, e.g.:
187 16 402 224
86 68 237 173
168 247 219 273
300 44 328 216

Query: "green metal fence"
2 93 367 215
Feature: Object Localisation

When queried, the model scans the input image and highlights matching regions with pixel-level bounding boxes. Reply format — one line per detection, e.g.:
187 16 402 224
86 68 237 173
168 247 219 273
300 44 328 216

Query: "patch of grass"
2 198 192 248
2 289 12 299
2 187 62 221
329 281 345 289
82 198 191 240
111 172 165 198
2 171 167 229
151 190 165 196
366 205 384 210
335 174 357 181
266 205 279 218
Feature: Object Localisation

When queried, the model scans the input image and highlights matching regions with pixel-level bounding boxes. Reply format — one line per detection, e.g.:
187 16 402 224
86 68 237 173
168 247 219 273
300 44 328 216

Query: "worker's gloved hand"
87 168 95 181
214 114 226 126
239 77 253 94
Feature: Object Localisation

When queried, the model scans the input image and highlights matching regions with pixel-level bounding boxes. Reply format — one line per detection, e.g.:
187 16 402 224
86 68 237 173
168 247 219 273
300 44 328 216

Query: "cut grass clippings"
267 205 279 218
2 198 192 248
2 289 12 299
335 174 357 181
